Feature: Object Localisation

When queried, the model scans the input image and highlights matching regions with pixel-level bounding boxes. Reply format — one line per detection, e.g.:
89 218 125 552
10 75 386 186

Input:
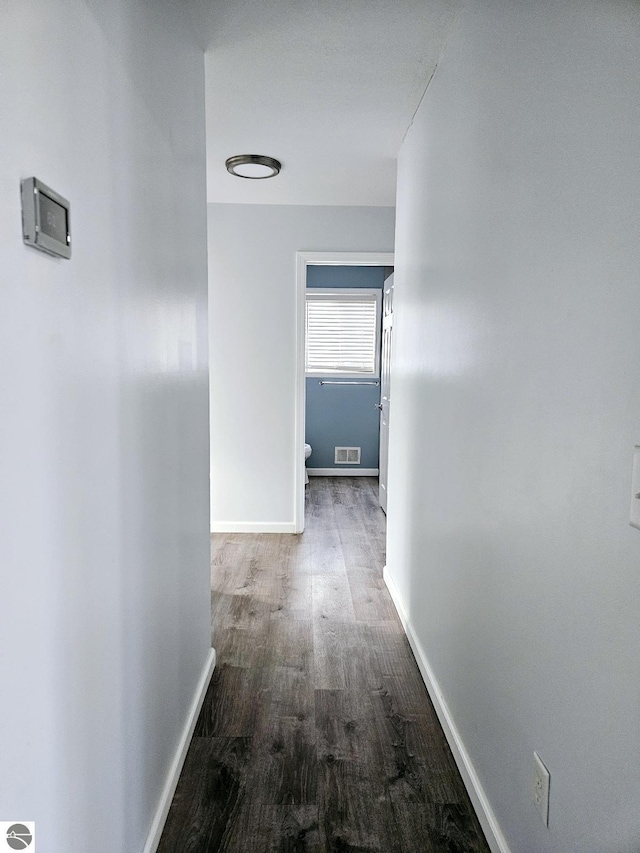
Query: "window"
305 288 381 377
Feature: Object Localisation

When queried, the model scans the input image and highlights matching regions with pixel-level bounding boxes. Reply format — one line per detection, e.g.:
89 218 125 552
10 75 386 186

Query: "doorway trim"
294 251 395 532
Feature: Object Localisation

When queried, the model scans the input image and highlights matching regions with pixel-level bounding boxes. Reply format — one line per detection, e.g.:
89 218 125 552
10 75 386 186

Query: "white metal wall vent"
335 447 361 464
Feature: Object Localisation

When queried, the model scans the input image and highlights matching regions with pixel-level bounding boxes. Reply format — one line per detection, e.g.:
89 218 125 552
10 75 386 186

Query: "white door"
378 274 393 513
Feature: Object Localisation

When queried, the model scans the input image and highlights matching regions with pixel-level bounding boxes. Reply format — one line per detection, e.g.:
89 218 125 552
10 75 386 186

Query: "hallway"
158 478 490 852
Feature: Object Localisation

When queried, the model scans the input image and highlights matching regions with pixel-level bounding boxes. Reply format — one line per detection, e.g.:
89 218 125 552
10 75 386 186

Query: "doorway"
295 251 394 532
378 273 394 513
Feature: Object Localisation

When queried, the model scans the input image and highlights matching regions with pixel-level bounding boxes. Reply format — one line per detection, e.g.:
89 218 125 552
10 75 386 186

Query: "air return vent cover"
335 447 361 464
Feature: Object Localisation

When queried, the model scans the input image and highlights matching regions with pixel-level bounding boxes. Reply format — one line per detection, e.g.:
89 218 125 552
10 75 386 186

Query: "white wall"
208 203 395 530
0 3 211 852
387 2 640 851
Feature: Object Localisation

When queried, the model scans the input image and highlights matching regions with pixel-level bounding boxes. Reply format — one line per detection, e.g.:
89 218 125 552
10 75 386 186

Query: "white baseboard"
382 567 511 853
142 647 216 853
307 468 379 477
210 521 297 533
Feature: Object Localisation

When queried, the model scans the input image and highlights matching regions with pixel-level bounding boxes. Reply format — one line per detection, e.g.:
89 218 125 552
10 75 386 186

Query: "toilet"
304 443 312 484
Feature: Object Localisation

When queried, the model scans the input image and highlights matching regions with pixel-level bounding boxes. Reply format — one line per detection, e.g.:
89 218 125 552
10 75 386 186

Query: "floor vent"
335 446 361 464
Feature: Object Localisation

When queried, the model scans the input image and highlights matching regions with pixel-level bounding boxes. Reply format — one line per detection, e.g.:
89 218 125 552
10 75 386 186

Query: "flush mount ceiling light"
225 154 282 179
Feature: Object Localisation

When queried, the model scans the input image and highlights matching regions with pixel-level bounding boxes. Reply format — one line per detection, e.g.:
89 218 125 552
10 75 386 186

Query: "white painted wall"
387 2 640 851
0 3 211 852
208 204 395 529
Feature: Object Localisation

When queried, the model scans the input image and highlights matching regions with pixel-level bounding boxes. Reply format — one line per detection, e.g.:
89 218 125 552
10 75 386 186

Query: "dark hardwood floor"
158 477 490 853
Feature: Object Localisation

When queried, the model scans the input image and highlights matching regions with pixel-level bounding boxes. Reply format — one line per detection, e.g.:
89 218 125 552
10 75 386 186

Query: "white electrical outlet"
532 751 550 826
630 447 640 529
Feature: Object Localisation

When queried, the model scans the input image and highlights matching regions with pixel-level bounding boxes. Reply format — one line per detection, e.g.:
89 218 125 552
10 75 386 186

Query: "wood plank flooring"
158 477 490 853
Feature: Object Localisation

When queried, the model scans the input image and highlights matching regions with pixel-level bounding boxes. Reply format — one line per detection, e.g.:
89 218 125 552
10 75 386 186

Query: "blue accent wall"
305 266 384 470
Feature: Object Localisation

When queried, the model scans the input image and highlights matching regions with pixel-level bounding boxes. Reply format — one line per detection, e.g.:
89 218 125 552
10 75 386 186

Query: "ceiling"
193 0 460 206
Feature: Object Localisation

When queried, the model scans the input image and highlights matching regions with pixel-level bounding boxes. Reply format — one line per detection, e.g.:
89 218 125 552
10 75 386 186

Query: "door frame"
294 251 395 532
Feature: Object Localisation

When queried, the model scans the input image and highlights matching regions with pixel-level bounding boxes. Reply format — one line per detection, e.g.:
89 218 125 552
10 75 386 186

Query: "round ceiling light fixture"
225 154 282 179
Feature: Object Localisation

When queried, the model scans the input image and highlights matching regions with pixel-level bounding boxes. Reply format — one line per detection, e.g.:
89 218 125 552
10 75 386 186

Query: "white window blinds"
305 289 381 376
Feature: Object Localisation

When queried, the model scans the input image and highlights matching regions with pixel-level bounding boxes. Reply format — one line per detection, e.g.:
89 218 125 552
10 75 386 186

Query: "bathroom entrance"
294 252 394 532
